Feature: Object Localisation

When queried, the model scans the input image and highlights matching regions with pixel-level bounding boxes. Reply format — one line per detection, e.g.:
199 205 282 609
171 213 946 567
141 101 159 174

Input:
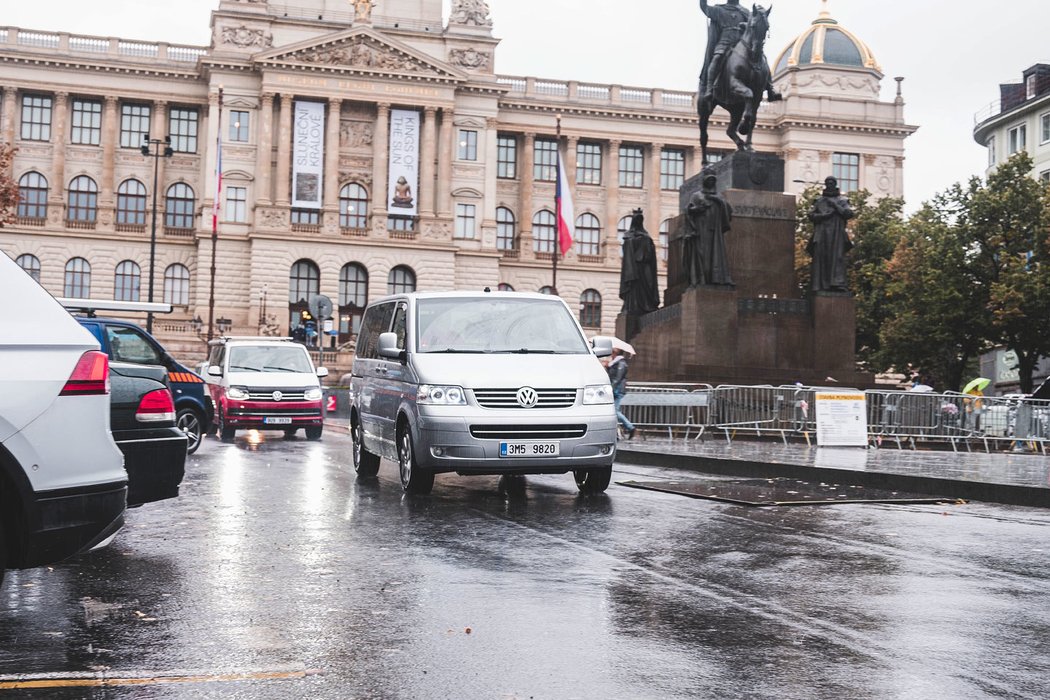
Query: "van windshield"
416 297 591 354
228 345 314 373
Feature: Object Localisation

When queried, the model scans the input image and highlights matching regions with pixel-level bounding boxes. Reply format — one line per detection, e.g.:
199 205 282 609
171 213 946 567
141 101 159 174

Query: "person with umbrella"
963 377 990 432
606 347 636 440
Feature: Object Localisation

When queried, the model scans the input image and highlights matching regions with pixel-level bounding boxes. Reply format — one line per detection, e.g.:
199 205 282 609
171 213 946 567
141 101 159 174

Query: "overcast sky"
4 0 1048 208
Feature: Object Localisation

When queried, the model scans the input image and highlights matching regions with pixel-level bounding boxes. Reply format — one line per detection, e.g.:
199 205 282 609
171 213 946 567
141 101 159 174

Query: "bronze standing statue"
807 176 855 292
697 1 781 165
684 171 734 286
619 209 661 315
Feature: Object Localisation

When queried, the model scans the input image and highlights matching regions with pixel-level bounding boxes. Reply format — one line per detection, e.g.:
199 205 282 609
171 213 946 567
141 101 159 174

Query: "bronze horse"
698 5 774 165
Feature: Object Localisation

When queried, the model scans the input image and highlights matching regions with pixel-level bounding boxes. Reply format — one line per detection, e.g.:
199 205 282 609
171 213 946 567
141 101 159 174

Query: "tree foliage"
0 144 17 228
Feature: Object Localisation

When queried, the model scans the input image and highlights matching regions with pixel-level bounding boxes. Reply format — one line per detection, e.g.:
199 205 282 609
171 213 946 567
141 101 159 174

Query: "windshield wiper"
230 364 260 371
426 348 485 354
262 366 297 372
495 348 559 354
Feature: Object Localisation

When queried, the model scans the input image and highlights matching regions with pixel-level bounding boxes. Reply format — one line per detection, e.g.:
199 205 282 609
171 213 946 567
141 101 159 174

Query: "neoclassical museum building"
0 0 915 358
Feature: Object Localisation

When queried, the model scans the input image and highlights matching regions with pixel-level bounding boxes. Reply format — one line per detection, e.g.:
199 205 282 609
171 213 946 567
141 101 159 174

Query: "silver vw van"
348 291 617 494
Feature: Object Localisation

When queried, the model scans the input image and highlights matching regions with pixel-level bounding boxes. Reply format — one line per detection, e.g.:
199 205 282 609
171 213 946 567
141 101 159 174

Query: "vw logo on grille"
516 387 539 408
272 391 284 402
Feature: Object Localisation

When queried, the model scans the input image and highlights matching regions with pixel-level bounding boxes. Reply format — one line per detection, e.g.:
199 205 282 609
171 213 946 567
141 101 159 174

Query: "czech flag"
555 150 575 255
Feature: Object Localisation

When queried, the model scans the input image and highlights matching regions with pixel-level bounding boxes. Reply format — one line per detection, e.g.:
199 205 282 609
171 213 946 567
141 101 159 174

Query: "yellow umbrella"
962 377 991 395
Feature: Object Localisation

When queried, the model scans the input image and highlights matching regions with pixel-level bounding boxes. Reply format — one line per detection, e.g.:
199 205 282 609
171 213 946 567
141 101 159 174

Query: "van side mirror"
207 365 223 377
316 367 329 378
378 332 404 360
592 338 613 359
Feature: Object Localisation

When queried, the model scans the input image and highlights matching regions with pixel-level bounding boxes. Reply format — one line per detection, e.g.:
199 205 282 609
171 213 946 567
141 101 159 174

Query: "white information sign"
815 392 868 447
292 101 325 210
387 109 420 216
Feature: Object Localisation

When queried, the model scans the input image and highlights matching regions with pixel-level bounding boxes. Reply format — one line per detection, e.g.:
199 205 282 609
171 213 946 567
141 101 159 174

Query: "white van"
203 337 328 441
0 253 127 588
348 292 617 495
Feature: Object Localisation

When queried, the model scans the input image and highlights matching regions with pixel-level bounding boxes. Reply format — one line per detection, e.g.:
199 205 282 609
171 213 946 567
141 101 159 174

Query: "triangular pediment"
255 28 465 81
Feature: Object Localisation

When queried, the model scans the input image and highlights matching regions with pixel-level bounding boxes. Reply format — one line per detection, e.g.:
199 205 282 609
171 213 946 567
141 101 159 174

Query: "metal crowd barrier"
621 384 1050 454
708 385 817 445
619 383 713 439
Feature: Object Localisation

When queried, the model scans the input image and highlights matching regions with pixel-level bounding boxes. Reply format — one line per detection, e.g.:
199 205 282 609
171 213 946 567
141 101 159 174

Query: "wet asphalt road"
3 429 1050 699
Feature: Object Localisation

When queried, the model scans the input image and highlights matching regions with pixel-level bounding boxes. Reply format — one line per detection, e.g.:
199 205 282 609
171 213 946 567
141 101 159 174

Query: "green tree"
962 152 1050 393
0 144 17 227
877 193 991 391
795 187 905 370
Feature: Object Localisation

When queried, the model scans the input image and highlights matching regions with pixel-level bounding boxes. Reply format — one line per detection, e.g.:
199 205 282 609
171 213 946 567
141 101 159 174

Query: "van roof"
207 336 298 347
370 291 561 304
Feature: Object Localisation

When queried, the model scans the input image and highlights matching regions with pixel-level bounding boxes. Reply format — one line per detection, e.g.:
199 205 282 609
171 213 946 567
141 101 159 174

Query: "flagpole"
207 86 223 341
553 114 561 296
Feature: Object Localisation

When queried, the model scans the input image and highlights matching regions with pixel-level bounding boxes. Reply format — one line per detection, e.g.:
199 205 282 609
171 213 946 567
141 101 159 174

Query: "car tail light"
60 351 110 396
136 389 176 423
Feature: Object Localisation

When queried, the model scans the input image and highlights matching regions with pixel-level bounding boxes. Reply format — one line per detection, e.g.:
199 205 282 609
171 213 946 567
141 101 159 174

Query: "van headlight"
583 384 614 405
418 385 467 405
226 386 250 400
304 387 323 401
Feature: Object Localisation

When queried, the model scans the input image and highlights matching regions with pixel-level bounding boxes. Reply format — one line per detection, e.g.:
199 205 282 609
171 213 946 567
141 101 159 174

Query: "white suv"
0 253 127 588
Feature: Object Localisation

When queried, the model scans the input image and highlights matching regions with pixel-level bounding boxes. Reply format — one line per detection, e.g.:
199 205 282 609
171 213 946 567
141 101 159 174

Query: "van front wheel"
398 427 434 495
574 467 612 494
352 419 380 477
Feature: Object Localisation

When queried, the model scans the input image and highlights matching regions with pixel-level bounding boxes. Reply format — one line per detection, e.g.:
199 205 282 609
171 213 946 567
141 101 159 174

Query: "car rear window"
228 345 313 373
416 297 590 354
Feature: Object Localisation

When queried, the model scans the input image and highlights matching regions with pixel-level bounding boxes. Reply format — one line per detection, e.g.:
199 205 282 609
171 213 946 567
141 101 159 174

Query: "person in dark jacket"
606 349 635 439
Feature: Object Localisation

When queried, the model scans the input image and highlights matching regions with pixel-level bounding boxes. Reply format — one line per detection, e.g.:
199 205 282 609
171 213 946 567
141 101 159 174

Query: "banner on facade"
388 109 420 216
292 101 325 210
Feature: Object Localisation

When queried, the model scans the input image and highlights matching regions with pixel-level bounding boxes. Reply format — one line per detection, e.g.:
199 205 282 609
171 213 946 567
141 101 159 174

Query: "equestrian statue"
697 1 781 165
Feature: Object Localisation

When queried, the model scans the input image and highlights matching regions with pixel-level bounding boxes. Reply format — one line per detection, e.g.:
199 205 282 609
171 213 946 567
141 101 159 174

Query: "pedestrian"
606 348 635 440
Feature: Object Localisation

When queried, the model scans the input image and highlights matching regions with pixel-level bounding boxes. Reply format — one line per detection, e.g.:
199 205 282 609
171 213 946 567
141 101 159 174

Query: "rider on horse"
699 0 781 103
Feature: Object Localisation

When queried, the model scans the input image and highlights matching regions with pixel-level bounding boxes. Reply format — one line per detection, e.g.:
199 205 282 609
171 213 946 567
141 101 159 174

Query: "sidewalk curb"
615 447 1050 509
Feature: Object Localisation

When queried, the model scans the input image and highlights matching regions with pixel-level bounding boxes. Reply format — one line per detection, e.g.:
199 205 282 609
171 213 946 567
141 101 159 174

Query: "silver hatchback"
348 292 617 494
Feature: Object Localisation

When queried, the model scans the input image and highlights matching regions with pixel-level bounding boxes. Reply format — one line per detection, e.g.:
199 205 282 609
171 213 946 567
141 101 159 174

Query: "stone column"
152 101 169 202
436 107 453 217
372 102 390 217
1 88 16 157
49 92 69 210
648 142 664 231
100 96 118 205
275 94 293 206
256 93 274 205
605 139 621 258
565 135 579 190
324 97 342 224
483 117 498 226
420 106 437 217
520 132 535 255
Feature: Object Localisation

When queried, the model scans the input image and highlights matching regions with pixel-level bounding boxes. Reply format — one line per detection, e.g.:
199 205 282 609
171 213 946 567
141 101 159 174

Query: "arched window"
17 172 48 220
538 286 554 295
164 264 191 306
580 289 602 328
617 215 632 259
498 283 514 292
165 183 195 230
67 175 98 223
16 254 41 282
64 257 91 298
660 219 673 263
532 210 556 254
387 265 416 295
575 213 601 257
114 260 141 302
288 259 320 333
338 262 368 342
496 207 516 251
117 179 147 226
339 183 369 229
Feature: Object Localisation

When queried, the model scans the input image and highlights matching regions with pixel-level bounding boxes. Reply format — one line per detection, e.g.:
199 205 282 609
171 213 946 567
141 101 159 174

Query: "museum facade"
0 0 916 357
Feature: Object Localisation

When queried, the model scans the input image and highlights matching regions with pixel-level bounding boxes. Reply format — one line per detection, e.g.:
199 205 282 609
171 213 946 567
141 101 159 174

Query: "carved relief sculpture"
449 0 493 27
340 121 375 149
352 0 374 23
221 25 273 49
294 39 425 74
449 47 491 70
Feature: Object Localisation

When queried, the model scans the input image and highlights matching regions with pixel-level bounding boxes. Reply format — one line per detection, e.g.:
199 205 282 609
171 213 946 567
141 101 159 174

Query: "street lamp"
142 136 174 334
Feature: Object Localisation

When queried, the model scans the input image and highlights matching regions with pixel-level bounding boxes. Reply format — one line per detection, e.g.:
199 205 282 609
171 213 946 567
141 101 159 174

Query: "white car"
0 253 127 588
